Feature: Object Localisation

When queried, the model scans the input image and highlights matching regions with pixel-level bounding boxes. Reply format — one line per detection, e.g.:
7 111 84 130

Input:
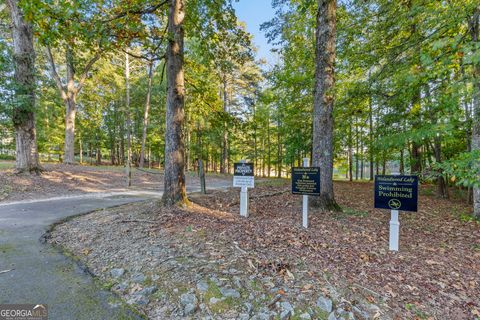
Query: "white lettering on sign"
376 176 415 183
233 176 254 188
235 164 253 176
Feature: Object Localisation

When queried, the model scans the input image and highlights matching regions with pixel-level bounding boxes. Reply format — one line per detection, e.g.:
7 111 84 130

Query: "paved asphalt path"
0 181 230 319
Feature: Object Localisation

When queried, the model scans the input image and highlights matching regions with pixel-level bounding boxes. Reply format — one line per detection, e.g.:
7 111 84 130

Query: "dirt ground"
0 163 224 202
47 180 480 320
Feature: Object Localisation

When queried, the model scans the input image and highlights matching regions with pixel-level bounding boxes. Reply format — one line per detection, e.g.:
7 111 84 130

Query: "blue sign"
374 175 418 212
292 167 320 196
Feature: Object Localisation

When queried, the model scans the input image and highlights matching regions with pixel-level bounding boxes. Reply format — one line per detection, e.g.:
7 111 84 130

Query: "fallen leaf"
0 269 13 274
286 268 295 279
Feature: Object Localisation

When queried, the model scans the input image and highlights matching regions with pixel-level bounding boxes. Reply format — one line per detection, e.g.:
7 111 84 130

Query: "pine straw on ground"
0 164 223 202
48 180 479 319
0 164 162 201
173 181 480 319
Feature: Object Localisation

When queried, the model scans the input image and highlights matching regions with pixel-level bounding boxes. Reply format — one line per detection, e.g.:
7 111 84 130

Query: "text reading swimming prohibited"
233 163 254 188
374 175 418 212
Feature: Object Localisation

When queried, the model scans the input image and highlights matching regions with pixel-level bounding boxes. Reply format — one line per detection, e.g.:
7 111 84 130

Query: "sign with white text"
292 167 320 196
374 175 418 212
233 163 254 188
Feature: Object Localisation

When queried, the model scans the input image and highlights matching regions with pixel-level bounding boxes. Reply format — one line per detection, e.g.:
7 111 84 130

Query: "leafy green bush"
0 154 15 160
433 151 480 188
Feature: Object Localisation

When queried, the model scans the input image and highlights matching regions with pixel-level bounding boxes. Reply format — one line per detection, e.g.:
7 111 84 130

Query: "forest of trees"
0 0 478 215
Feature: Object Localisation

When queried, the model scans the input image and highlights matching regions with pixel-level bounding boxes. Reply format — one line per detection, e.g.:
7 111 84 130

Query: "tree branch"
121 49 166 63
45 46 67 100
103 0 169 23
76 52 101 95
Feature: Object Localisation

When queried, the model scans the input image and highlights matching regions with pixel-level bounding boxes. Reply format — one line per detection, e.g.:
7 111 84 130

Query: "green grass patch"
0 243 15 254
0 161 14 170
312 308 330 320
256 178 289 187
457 211 480 224
420 187 435 196
405 303 430 319
334 207 369 219
204 280 239 314
102 279 116 290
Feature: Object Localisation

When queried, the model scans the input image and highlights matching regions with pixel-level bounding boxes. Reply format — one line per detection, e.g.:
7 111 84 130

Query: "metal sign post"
302 158 309 228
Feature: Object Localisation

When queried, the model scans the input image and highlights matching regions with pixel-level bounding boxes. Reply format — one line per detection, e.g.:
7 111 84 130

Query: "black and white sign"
292 167 320 196
374 175 418 212
233 163 254 188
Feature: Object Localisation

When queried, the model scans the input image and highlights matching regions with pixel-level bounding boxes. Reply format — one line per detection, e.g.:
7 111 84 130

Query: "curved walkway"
0 194 153 319
0 180 230 319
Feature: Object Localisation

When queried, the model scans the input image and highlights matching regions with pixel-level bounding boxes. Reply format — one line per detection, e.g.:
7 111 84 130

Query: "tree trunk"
125 52 132 187
382 153 386 175
360 128 364 180
469 7 480 218
221 76 228 174
369 94 374 180
267 110 271 177
7 0 41 173
348 122 353 181
62 46 77 164
64 96 76 164
46 43 100 165
355 120 359 180
79 135 83 164
277 122 282 178
139 61 154 168
311 0 340 211
162 0 187 206
96 147 102 165
410 141 422 173
89 144 93 165
433 136 448 198
400 148 404 174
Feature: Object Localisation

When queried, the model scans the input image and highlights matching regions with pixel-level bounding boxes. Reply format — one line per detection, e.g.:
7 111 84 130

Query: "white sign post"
240 185 248 217
390 171 400 252
375 170 418 252
302 158 309 228
233 160 254 218
389 209 400 251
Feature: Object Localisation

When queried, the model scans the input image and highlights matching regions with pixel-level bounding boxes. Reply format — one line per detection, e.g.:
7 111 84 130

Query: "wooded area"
0 0 479 215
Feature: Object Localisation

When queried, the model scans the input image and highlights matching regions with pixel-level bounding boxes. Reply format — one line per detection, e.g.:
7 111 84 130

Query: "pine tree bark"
311 0 340 211
267 109 271 177
221 76 228 174
125 52 132 187
162 0 188 206
139 62 154 168
277 121 282 178
469 7 480 218
369 95 374 180
7 0 41 173
348 122 353 181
